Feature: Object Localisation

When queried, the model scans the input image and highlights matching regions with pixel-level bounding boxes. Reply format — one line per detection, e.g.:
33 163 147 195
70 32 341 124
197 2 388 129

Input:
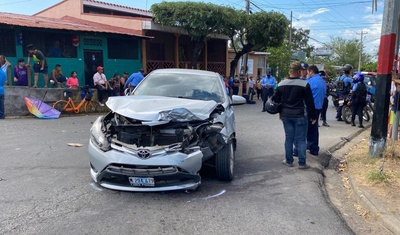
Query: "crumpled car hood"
106 96 218 122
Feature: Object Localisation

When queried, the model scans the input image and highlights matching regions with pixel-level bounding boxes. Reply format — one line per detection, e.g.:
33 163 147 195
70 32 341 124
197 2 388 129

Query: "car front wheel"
215 139 235 181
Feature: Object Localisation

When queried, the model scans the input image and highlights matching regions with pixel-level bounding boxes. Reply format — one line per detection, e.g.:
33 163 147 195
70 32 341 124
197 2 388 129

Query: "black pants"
95 85 112 102
351 101 365 125
321 97 328 122
256 88 262 99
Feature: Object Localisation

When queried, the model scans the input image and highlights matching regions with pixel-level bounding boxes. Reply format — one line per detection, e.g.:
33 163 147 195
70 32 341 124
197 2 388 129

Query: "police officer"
335 64 353 121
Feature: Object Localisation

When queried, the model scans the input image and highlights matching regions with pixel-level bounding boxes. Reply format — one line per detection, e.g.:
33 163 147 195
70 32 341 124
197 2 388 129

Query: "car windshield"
133 72 225 103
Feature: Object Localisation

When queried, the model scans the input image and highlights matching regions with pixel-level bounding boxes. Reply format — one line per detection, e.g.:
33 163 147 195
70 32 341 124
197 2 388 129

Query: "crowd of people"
0 44 146 108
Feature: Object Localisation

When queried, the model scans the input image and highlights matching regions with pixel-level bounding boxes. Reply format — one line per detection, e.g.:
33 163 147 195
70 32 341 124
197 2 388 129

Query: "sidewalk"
325 125 400 234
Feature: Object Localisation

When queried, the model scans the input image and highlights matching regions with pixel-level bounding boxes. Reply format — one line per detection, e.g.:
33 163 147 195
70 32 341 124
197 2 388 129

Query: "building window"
0 28 16 57
108 37 138 60
23 30 77 58
84 38 103 47
257 56 265 68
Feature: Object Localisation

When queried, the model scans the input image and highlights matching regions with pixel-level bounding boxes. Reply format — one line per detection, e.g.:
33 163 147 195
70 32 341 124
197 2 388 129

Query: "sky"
1 0 384 59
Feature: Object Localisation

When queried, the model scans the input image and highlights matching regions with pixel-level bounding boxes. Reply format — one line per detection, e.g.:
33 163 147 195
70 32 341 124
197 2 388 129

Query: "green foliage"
267 43 291 80
290 28 314 57
323 37 373 70
227 11 289 77
151 2 230 40
362 62 378 72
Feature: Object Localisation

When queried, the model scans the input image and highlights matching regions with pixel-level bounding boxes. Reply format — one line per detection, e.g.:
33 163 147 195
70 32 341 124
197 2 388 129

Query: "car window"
133 72 225 103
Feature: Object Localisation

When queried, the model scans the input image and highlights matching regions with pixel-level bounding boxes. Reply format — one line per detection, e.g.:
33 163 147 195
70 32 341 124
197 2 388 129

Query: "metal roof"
0 12 151 39
83 0 153 18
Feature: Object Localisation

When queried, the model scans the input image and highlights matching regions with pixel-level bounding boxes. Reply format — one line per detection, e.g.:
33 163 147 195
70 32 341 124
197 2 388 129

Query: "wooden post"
141 39 147 73
174 34 180 68
204 40 208 71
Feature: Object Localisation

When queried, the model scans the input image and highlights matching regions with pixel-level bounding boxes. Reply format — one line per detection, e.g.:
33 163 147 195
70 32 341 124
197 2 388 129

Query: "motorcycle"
342 93 373 124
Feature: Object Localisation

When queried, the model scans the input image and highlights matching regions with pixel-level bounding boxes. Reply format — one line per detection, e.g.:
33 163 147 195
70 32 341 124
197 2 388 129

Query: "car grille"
107 164 178 176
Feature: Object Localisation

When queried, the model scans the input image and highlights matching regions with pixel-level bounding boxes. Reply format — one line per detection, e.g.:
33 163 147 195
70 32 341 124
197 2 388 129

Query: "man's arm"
392 71 400 84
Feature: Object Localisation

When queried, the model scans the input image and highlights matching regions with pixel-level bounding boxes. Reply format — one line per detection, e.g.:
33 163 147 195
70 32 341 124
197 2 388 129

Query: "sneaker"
282 159 294 167
322 122 330 127
352 123 356 126
98 102 105 107
298 164 310 170
359 124 364 128
337 118 343 121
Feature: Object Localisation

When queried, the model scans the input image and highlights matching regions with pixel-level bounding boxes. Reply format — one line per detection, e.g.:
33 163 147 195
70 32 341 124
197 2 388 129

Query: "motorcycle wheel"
363 107 370 122
342 105 352 124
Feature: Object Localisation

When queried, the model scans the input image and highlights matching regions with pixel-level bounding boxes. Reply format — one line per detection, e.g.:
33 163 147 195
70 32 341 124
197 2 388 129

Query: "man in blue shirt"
0 68 6 119
261 71 277 112
306 65 326 156
124 69 145 93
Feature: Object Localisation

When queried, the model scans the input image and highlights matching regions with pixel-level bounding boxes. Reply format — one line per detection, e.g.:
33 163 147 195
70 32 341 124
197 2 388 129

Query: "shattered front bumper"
88 140 203 192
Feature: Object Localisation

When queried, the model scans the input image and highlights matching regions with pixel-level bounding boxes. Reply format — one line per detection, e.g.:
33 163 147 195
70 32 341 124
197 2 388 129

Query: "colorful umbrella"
24 97 61 119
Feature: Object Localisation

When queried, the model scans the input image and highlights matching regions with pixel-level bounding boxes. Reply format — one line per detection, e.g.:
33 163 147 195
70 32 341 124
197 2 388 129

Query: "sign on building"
315 47 333 56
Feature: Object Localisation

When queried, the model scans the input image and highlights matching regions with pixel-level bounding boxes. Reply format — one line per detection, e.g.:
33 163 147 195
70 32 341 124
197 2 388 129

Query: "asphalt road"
0 99 361 235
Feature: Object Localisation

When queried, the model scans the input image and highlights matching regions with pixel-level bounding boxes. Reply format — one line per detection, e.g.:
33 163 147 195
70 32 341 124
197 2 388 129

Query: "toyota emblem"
137 149 151 159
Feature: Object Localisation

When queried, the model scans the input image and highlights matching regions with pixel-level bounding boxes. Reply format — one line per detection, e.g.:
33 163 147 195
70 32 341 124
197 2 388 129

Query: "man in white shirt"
93 66 112 106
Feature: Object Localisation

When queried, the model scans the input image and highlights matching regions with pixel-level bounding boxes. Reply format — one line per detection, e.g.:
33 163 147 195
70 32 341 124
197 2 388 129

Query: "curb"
348 173 400 234
324 122 400 234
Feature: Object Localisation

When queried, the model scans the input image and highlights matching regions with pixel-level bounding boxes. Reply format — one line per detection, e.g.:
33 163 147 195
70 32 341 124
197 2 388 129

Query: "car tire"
215 139 235 181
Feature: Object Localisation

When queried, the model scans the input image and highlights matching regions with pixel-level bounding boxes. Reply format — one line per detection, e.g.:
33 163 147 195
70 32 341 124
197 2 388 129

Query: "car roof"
361 71 376 76
149 68 220 77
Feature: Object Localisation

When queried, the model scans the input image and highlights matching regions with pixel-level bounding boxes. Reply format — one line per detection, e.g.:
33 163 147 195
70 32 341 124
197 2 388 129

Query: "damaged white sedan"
88 69 246 192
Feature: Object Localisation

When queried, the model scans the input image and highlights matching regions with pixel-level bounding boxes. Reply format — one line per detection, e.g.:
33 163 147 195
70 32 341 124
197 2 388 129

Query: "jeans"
0 94 4 119
282 116 308 166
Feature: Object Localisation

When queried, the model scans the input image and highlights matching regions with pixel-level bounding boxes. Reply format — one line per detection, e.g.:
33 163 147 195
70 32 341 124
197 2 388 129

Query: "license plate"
128 177 155 187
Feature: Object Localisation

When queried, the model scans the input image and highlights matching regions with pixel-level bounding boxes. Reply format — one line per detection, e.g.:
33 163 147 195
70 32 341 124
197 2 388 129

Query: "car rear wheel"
215 139 234 181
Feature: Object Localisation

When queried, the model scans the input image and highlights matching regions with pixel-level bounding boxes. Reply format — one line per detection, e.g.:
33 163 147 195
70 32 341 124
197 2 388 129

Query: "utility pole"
370 0 400 157
241 0 250 95
357 31 368 71
289 11 292 66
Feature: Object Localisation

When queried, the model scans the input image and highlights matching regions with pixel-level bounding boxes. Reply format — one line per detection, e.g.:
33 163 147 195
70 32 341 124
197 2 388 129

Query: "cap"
300 61 309 70
18 58 25 63
123 71 129 75
97 66 104 71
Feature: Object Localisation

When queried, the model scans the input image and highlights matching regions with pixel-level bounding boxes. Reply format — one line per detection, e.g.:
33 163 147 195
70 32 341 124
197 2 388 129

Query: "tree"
224 11 289 77
266 27 313 80
362 62 378 72
267 43 291 81
291 28 314 58
324 37 372 70
151 2 233 69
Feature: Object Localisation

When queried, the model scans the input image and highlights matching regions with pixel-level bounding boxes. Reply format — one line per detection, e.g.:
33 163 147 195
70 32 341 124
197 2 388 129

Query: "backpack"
81 85 93 101
336 76 345 91
355 82 367 100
